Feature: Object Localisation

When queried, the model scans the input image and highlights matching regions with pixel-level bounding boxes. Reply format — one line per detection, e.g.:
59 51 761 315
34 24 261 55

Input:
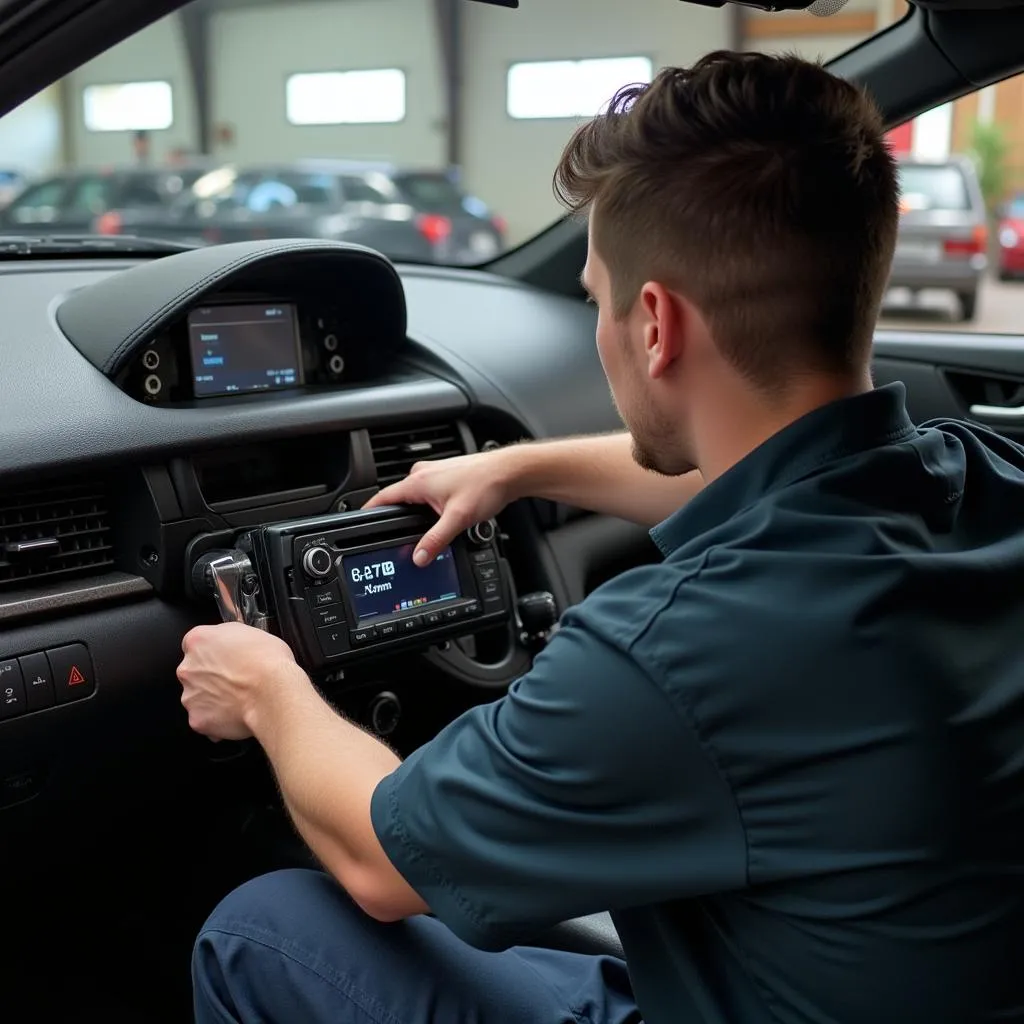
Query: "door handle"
969 403 1024 422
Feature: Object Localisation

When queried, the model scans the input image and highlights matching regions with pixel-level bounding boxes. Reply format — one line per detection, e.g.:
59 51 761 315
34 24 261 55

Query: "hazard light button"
46 644 95 705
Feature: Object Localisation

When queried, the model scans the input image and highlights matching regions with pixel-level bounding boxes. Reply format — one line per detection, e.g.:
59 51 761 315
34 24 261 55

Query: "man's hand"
177 622 302 741
177 621 424 921
365 434 705 546
364 449 520 566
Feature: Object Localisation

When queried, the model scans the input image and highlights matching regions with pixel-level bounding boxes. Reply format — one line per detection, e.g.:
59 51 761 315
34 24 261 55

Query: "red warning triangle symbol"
67 665 86 687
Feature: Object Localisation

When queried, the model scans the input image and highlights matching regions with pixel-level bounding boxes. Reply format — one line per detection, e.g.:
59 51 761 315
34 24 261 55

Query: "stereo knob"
369 691 402 737
467 520 496 546
302 546 334 579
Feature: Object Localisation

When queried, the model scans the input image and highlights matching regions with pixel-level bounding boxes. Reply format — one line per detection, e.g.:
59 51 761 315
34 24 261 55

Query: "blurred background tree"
969 119 1010 215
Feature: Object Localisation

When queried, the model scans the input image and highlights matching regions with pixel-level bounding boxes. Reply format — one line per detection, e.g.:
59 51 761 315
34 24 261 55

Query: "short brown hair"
555 51 899 389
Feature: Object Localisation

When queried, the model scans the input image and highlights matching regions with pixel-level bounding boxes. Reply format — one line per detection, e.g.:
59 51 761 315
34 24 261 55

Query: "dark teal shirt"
372 383 1024 1023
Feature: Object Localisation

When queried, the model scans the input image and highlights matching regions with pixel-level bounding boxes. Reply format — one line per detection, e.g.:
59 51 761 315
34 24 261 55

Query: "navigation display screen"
343 542 461 623
188 303 301 398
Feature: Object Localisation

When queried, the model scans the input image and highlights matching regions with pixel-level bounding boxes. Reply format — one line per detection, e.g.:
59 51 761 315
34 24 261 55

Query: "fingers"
181 624 205 653
413 505 471 566
362 483 403 510
363 458 446 511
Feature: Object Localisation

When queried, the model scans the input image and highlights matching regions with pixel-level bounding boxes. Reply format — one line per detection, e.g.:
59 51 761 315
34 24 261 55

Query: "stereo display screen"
343 543 461 623
188 303 301 398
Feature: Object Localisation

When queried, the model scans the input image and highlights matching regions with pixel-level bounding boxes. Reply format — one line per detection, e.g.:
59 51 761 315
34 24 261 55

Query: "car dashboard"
0 239 654 828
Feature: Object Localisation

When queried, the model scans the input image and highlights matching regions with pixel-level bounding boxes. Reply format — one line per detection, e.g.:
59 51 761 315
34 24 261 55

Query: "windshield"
0 2 882 264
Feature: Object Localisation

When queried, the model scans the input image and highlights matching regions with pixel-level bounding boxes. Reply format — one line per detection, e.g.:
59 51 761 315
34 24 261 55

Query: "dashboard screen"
343 543 461 623
188 303 302 398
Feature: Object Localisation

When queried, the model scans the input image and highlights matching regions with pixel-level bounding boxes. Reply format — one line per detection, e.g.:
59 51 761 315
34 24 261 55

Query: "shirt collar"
650 382 916 556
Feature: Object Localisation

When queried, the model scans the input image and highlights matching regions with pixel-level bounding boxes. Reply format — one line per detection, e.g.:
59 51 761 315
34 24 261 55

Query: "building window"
286 69 406 125
507 56 653 120
83 81 174 132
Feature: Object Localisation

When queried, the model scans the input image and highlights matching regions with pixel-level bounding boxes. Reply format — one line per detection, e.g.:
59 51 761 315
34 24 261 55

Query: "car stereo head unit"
236 505 511 670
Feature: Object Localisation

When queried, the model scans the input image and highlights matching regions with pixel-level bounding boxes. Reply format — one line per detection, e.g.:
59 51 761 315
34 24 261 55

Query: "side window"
881 71 1024 331
285 174 336 206
340 176 394 204
245 178 300 212
66 177 116 214
5 180 69 222
116 180 166 208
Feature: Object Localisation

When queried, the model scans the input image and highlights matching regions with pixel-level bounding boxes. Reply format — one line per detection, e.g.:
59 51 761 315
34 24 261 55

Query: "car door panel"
875 331 1024 443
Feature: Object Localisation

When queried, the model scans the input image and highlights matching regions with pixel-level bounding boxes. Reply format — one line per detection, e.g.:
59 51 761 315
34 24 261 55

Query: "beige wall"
0 86 63 175
209 0 446 168
66 14 198 168
460 0 731 245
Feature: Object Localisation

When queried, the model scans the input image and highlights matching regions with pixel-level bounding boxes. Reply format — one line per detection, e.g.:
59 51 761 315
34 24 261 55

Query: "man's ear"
640 282 684 380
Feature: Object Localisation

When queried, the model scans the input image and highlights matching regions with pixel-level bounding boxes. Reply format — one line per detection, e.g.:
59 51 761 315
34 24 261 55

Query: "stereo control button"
307 585 341 608
479 580 502 601
399 616 422 634
443 607 461 622
18 653 54 712
475 564 499 584
378 622 400 639
469 550 495 565
461 601 481 618
467 521 496 546
0 660 26 720
317 625 349 658
350 626 377 646
303 547 334 579
316 607 343 629
424 611 443 627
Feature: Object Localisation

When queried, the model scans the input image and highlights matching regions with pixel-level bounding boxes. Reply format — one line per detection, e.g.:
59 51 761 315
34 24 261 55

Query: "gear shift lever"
192 550 270 631
516 591 558 655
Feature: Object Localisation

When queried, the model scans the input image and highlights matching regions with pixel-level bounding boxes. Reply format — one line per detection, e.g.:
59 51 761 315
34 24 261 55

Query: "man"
179 51 1024 1024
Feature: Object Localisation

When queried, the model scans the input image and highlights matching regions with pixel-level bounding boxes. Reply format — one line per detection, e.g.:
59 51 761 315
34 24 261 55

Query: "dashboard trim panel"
0 572 153 625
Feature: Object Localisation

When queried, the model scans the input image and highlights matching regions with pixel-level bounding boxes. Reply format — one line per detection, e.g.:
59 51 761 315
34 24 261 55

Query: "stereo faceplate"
243 506 512 671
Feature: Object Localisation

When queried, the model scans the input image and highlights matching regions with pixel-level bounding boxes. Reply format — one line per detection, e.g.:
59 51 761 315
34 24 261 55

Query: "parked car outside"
0 169 27 208
0 165 214 235
890 155 988 322
997 193 1024 281
104 160 507 265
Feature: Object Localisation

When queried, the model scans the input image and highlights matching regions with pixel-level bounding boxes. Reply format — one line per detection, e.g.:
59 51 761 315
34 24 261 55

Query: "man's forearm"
245 666 424 917
505 432 703 527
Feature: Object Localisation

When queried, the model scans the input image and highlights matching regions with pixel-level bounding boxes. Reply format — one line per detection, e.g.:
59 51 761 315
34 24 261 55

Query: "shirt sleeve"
370 609 748 951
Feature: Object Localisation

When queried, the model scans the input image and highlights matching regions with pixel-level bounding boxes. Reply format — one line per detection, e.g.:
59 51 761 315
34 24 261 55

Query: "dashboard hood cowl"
54 238 408 380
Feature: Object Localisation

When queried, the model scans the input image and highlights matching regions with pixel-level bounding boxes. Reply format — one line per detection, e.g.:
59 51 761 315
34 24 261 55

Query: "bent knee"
199 869 352 944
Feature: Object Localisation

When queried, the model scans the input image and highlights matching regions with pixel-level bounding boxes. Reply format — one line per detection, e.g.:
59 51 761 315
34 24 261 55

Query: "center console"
192 505 513 672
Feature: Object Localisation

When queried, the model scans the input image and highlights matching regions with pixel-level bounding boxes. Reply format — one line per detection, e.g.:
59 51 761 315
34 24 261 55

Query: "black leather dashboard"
56 240 407 378
0 247 616 480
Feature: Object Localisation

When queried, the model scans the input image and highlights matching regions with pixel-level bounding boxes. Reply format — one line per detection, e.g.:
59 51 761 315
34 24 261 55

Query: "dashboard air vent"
369 423 466 487
0 482 114 592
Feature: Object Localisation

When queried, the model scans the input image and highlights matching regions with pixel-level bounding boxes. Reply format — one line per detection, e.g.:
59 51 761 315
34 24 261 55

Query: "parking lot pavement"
878 275 1024 335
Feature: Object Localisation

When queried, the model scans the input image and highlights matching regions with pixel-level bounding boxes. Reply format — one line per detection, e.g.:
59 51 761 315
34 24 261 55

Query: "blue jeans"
193 869 641 1024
